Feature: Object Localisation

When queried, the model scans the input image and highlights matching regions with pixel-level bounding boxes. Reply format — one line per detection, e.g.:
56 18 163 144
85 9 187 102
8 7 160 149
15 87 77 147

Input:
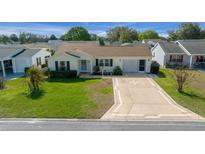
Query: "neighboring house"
0 47 51 77
48 42 152 75
176 40 205 68
151 42 189 68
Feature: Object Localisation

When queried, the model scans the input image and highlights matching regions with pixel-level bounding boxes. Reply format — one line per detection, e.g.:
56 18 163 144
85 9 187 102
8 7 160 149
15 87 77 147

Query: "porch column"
189 56 193 69
90 60 93 74
1 60 6 78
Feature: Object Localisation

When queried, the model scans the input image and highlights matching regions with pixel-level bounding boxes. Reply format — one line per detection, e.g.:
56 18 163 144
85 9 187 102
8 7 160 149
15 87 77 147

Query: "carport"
0 47 24 78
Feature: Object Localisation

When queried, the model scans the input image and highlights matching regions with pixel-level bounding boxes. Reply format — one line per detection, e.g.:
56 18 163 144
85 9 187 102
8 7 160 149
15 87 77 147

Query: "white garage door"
123 59 138 73
15 59 27 73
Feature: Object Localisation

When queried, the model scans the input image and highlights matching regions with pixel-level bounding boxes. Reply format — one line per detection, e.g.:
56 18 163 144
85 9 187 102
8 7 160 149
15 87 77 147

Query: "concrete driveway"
102 76 202 120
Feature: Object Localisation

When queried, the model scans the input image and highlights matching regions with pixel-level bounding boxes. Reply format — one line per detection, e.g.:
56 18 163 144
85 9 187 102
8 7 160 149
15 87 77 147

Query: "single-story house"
176 40 205 68
151 42 189 68
0 47 51 77
48 42 152 75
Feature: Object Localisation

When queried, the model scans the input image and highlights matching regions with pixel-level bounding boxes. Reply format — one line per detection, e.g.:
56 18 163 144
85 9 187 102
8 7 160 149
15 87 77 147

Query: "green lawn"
154 69 205 117
0 78 113 118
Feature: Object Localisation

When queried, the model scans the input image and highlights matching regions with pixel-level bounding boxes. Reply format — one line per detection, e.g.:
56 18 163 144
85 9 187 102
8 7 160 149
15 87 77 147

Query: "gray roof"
177 40 205 55
0 47 24 60
158 42 185 54
15 48 42 58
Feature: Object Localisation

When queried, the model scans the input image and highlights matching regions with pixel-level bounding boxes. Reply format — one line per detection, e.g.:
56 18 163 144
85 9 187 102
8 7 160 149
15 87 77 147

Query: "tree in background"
10 34 19 42
0 35 12 44
19 32 49 44
90 34 98 41
49 34 57 40
168 23 204 41
64 27 91 41
59 35 65 40
138 30 159 40
107 26 138 43
98 37 105 46
168 30 180 41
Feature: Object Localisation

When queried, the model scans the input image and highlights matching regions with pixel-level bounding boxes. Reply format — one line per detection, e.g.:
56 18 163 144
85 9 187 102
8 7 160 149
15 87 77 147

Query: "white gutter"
175 41 191 56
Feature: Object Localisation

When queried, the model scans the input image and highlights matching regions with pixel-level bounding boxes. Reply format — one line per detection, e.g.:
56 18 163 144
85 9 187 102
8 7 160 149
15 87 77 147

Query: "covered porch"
78 59 93 74
190 55 205 69
0 59 14 78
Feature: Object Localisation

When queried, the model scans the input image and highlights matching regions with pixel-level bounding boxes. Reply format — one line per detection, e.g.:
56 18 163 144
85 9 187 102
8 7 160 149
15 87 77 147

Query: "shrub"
24 67 30 74
93 66 100 75
41 63 48 68
150 61 160 74
50 70 78 78
42 67 50 77
0 76 5 89
112 66 123 75
26 65 45 93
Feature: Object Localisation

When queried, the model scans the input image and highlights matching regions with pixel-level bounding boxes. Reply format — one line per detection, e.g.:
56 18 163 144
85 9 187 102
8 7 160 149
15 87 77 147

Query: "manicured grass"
0 77 113 118
154 68 205 117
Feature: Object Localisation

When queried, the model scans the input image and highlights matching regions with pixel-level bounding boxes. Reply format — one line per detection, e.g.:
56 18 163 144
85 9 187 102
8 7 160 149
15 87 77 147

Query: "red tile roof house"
48 41 152 75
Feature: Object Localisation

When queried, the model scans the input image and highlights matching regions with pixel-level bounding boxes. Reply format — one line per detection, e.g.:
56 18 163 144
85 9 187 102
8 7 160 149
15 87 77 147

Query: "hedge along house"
0 46 51 78
48 41 152 75
176 40 205 69
151 42 189 68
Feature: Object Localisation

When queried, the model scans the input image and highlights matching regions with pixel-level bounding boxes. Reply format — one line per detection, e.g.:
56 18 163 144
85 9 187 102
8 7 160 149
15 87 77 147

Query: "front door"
139 60 145 72
81 60 87 71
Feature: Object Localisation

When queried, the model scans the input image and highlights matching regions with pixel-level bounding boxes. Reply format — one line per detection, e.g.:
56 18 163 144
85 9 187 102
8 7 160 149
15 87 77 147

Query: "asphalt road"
0 119 205 131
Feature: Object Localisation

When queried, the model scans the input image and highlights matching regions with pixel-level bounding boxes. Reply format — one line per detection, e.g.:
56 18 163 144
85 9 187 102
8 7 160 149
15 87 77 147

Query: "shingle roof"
158 42 185 54
177 40 205 55
15 48 42 58
56 41 151 57
0 47 24 60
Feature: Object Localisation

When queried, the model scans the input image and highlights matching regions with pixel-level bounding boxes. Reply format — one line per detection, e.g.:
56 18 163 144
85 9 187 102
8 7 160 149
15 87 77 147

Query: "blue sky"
0 22 205 37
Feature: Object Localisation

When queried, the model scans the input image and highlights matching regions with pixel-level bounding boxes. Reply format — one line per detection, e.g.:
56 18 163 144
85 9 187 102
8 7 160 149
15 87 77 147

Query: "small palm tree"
26 65 44 93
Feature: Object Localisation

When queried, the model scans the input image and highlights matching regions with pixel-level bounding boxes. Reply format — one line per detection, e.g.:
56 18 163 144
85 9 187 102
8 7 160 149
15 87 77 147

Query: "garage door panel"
123 59 138 73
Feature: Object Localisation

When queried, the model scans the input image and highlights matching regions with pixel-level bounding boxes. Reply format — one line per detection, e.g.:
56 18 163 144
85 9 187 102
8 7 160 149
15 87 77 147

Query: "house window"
59 61 66 71
105 59 110 66
170 55 183 62
98 59 113 67
99 59 104 66
36 57 41 66
45 56 50 65
198 56 205 63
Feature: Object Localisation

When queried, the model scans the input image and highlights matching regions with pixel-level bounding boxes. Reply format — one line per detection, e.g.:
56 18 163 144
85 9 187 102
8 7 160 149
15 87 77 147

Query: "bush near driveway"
150 61 160 74
112 66 123 75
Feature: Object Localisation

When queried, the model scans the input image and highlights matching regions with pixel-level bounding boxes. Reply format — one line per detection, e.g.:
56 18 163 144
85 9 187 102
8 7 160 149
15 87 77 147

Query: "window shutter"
169 55 172 62
196 56 199 62
181 55 183 62
67 61 70 71
96 59 98 66
55 61 59 71
110 59 113 66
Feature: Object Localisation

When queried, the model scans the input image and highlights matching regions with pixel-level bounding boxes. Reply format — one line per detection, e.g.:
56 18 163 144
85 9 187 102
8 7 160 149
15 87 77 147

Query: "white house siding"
31 49 51 66
48 54 80 74
12 49 51 73
12 58 32 73
94 57 151 73
151 45 166 67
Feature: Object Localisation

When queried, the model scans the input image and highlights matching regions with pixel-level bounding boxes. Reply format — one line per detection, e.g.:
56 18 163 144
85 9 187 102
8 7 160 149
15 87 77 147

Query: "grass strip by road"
154 69 205 117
